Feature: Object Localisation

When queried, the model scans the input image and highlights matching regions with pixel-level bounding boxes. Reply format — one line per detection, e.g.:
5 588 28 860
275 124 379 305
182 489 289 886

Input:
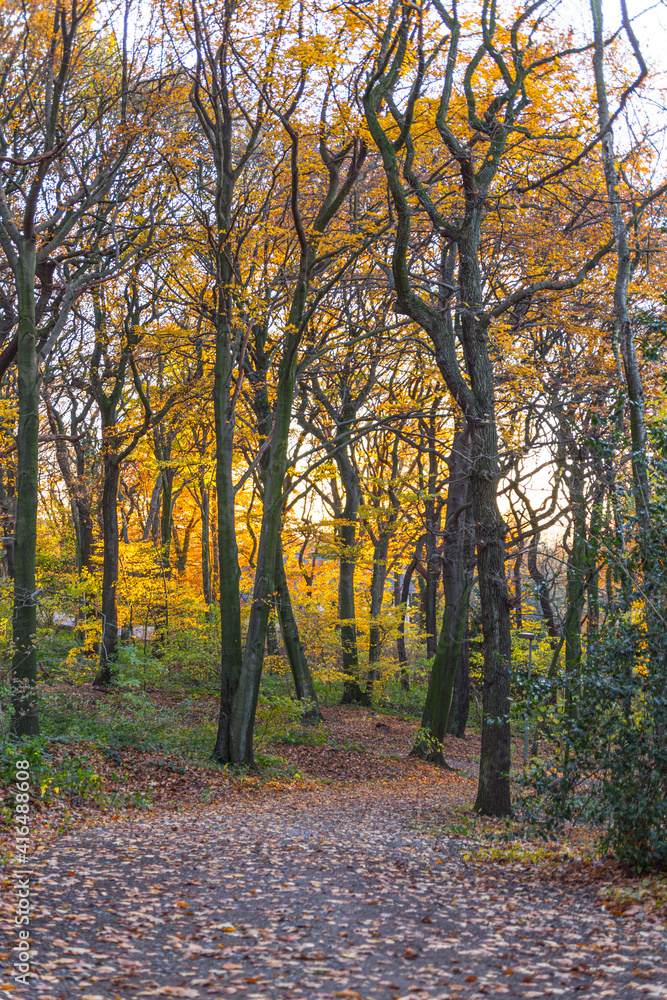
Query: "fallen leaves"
1 707 665 1000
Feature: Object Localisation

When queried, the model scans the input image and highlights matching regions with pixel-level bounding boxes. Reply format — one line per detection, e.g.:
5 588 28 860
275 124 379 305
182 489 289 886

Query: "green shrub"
254 694 303 747
115 645 167 689
519 611 667 873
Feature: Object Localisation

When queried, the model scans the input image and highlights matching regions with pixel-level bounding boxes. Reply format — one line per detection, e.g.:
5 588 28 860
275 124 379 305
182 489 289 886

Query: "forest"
1 0 666 892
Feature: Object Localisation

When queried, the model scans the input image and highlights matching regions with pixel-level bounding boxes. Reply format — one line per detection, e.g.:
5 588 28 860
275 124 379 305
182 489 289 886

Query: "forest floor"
1 705 666 999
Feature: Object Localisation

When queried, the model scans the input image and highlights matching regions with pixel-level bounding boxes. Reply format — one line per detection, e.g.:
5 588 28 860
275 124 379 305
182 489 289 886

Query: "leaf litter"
1 707 665 999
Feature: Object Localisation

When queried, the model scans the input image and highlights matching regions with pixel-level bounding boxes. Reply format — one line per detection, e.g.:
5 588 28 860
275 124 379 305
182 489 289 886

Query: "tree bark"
45 395 95 573
0 466 16 579
142 473 162 542
366 434 400 697
211 342 243 763
11 242 39 735
337 448 367 705
231 336 300 763
95 455 121 685
563 460 588 718
366 532 390 696
446 426 473 738
396 556 418 679
413 425 472 759
527 534 560 641
246 322 322 723
446 620 470 739
591 0 650 537
462 215 512 816
172 516 194 575
275 536 323 723
200 479 212 607
187 0 253 764
160 466 175 574
422 402 442 660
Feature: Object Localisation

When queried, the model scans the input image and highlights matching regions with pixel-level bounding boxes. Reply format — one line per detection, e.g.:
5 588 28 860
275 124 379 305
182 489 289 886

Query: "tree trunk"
71 498 82 573
397 556 418 689
337 450 367 705
275 537 323 723
423 403 442 660
172 517 194 576
446 621 470 739
587 471 605 653
76 496 95 573
119 481 130 545
200 479 212 607
217 111 365 766
591 0 650 538
563 462 588 719
446 507 474 740
413 425 472 758
366 533 390 696
142 473 162 542
423 539 439 657
160 466 175 574
527 533 560 641
212 351 243 763
95 456 121 686
0 467 15 579
512 552 523 629
460 220 512 818
471 457 512 815
11 242 39 735
46 400 96 575
446 428 473 738
231 350 298 764
212 506 219 603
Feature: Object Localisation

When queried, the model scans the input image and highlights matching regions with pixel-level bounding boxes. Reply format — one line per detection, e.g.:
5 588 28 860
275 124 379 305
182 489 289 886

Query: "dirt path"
5 780 666 1000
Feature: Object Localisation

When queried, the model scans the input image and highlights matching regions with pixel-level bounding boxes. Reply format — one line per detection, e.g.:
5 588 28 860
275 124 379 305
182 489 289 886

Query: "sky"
558 0 667 54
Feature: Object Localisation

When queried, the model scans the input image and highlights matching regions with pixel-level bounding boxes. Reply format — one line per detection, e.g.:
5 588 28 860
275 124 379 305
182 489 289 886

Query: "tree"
358 0 660 815
0 0 169 733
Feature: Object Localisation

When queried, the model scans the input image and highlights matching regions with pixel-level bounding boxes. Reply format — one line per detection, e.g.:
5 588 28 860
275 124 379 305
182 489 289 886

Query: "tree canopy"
1 0 666 868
